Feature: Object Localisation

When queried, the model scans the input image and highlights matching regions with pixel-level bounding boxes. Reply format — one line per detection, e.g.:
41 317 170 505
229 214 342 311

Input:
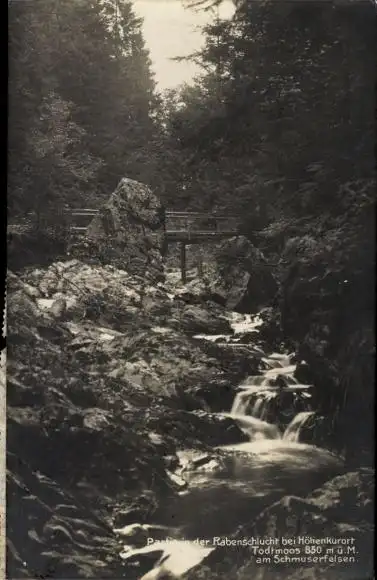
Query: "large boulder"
171 303 232 336
207 236 278 313
81 178 165 283
185 468 373 580
147 409 247 449
307 469 374 526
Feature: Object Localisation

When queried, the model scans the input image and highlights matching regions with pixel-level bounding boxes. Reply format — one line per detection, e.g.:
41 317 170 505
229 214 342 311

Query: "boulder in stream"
185 467 373 580
171 303 232 336
148 409 248 449
207 236 278 313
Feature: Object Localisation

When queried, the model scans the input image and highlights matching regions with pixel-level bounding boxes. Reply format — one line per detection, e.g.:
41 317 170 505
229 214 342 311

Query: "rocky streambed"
6 260 373 580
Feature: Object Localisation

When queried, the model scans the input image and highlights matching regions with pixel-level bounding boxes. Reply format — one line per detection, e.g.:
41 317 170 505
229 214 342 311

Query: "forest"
8 0 375 454
7 0 376 579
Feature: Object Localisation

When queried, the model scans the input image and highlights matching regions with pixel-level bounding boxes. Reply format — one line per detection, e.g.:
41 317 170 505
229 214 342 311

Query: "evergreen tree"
166 0 376 223
54 0 160 191
8 0 160 222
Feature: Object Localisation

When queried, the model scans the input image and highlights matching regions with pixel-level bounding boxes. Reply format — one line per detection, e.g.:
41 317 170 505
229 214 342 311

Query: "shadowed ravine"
8 1 375 576
7 256 372 580
118 313 344 579
7 249 373 580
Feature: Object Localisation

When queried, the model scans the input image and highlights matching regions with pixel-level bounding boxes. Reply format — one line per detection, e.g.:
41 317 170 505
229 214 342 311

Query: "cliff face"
269 178 375 467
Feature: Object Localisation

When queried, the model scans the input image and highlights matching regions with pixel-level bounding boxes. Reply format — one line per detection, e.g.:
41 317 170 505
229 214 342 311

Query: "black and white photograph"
5 0 376 579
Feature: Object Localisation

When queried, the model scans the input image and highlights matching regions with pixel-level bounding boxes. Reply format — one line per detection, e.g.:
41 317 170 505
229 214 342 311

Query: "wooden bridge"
67 208 241 282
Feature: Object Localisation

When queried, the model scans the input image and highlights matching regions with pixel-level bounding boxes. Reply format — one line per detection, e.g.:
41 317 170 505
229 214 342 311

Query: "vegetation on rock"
7 0 375 578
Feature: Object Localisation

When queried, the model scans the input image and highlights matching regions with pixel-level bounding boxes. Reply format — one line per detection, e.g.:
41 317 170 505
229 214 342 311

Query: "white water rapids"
228 352 314 443
116 311 343 580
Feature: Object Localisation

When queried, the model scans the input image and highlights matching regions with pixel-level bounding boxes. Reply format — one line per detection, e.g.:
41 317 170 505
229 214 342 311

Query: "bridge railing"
165 212 240 234
65 209 241 236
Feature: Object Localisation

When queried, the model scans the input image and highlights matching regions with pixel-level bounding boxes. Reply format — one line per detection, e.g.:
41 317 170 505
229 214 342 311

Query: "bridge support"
197 252 203 278
180 242 187 283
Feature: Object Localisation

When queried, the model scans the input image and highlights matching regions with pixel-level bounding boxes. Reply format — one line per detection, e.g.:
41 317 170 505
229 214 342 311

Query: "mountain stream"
116 312 344 579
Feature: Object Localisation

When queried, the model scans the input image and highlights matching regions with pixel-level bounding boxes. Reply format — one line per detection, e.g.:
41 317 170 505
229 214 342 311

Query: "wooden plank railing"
66 209 241 238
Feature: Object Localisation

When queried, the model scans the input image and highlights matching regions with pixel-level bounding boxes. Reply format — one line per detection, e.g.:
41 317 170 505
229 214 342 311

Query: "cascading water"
119 309 343 580
229 350 314 444
283 410 315 442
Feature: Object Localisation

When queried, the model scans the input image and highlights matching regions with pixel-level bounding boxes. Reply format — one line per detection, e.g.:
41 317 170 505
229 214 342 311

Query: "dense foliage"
8 0 161 221
167 1 375 217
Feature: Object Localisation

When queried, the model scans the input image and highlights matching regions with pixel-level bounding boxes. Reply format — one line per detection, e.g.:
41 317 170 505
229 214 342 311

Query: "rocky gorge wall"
229 177 375 468
6 178 374 579
275 186 375 468
6 255 260 578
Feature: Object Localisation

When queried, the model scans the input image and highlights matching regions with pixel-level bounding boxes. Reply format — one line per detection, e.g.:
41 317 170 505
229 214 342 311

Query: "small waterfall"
251 396 265 418
231 385 274 416
192 314 315 446
258 392 278 420
229 414 281 440
229 352 313 444
116 310 343 580
283 411 315 442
